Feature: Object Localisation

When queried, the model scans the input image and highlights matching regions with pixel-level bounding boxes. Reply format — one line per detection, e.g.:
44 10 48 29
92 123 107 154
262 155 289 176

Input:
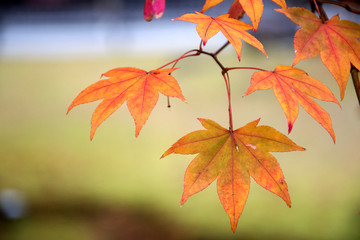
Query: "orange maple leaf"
67 67 186 139
201 0 263 31
239 0 263 31
201 0 287 30
173 11 267 60
272 0 287 9
276 7 360 100
201 0 224 13
162 118 305 232
244 65 340 142
201 0 262 30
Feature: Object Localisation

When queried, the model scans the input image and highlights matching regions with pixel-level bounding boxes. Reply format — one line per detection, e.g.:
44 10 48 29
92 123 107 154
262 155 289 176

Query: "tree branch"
318 0 360 14
214 41 231 56
351 64 360 105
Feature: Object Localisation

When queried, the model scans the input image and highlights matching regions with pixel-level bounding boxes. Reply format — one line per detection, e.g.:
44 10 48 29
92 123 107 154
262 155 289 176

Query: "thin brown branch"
318 0 360 14
351 64 360 105
214 41 231 56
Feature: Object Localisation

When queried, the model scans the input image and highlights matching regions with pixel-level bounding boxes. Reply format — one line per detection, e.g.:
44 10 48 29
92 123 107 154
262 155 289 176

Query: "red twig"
311 0 328 22
156 49 199 70
312 0 322 18
156 40 270 126
226 66 266 72
222 71 239 150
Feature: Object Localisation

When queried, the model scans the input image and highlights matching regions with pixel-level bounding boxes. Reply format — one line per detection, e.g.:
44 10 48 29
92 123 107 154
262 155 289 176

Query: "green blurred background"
0 0 359 239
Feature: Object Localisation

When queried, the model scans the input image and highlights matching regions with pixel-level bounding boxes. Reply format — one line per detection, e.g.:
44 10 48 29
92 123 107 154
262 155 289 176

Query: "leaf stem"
156 41 268 125
226 66 266 72
223 72 233 131
156 49 200 70
311 0 322 19
222 71 238 149
310 0 329 22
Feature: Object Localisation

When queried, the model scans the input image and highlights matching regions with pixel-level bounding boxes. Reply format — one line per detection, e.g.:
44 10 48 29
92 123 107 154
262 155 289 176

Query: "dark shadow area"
0 200 190 240
0 200 253 240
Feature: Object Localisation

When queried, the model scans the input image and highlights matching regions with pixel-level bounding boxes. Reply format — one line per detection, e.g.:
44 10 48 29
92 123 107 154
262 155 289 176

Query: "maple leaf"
276 7 360 100
201 0 224 13
67 67 186 139
201 0 263 31
239 0 263 31
201 0 287 30
228 0 245 20
162 118 305 232
144 0 165 21
244 65 340 142
173 11 267 61
272 0 287 9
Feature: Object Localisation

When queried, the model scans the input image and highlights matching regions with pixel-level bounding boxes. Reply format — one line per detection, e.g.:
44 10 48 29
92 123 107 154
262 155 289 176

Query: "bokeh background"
0 0 359 239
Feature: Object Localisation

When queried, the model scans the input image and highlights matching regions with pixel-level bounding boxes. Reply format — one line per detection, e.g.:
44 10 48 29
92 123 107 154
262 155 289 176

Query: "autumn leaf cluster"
68 0 360 233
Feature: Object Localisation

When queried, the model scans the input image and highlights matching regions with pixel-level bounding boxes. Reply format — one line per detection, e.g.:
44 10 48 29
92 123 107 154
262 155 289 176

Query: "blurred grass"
0 42 359 239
